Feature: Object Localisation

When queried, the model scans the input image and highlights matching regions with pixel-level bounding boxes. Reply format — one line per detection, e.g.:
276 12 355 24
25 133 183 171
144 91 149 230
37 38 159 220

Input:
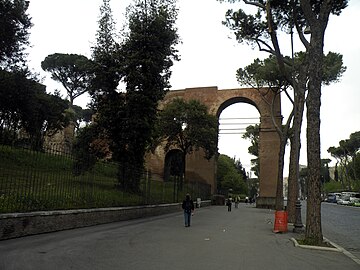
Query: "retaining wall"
0 200 211 240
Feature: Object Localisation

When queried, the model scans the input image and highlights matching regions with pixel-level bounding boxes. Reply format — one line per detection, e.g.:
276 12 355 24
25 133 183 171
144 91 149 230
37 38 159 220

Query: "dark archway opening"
164 149 183 182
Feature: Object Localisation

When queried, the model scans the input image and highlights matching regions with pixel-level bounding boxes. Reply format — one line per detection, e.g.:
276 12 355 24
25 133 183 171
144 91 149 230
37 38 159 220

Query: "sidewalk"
175 203 360 270
0 203 359 270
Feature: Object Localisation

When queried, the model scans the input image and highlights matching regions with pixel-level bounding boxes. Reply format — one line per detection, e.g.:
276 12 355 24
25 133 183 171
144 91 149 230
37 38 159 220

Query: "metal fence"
0 144 211 214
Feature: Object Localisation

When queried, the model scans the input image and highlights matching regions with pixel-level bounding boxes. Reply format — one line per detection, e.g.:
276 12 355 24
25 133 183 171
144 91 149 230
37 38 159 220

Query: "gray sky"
27 0 360 174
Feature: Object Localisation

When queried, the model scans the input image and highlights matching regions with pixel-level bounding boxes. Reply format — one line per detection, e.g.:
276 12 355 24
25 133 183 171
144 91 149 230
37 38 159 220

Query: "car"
349 193 360 204
325 193 337 203
325 193 341 203
337 198 351 205
337 192 358 206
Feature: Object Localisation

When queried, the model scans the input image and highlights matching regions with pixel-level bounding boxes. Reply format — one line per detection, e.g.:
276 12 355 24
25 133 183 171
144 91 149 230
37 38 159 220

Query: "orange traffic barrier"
273 210 288 233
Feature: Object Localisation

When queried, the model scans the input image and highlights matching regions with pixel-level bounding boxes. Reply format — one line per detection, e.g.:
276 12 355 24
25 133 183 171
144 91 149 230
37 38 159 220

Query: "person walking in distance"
182 193 194 227
226 196 232 212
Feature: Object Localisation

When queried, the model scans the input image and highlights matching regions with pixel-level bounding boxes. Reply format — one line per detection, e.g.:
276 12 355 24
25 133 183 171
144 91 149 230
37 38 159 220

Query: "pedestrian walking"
234 196 239 208
182 193 194 227
226 196 232 212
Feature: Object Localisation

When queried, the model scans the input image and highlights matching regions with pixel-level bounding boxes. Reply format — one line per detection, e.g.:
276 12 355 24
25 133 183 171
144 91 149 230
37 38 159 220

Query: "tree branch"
243 0 265 10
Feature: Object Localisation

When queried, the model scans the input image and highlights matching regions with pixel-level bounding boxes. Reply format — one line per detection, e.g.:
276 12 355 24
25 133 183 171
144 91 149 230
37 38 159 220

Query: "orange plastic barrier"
273 210 288 233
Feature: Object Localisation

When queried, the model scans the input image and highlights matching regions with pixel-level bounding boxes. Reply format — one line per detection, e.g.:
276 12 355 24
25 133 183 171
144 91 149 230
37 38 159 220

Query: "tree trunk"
275 134 287 210
287 135 298 223
305 41 323 245
287 92 305 223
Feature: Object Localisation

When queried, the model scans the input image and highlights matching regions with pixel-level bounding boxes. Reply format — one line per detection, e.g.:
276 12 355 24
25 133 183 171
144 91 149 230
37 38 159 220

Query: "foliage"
323 180 343 194
217 154 248 194
90 0 121 99
236 41 346 215
237 52 345 89
0 69 69 149
156 98 218 160
328 131 360 190
234 159 247 179
320 159 331 183
72 124 111 175
242 124 259 176
219 0 348 244
300 159 337 195
348 154 360 183
88 0 179 193
0 0 32 70
41 53 95 105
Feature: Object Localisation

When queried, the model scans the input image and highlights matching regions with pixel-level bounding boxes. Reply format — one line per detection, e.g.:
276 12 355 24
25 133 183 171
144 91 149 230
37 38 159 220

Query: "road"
0 204 359 270
321 202 360 259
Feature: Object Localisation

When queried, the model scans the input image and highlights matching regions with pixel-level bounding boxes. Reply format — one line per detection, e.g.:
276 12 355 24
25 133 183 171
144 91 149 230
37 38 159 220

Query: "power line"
219 122 258 125
219 117 259 120
219 128 248 131
219 133 247 135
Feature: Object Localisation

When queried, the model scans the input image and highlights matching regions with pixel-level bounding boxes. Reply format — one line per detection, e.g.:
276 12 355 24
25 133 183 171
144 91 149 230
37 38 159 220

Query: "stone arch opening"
216 96 260 118
163 149 183 182
218 101 261 170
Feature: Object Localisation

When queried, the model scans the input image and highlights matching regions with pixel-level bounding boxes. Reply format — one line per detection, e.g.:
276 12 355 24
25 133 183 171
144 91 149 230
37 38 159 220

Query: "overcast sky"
26 0 360 175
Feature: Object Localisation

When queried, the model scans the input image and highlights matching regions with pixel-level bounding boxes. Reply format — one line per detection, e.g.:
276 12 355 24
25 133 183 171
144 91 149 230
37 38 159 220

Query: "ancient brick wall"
145 86 282 209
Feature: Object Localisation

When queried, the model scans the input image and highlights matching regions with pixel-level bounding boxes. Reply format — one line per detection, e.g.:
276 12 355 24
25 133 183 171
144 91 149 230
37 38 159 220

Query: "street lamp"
291 21 313 234
182 122 187 131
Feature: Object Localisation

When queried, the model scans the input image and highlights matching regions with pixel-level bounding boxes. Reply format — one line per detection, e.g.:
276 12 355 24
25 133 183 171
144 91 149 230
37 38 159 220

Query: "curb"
290 237 341 252
291 237 360 265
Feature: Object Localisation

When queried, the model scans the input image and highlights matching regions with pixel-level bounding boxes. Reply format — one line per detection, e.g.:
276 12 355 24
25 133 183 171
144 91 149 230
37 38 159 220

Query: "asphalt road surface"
1 204 359 270
321 202 360 259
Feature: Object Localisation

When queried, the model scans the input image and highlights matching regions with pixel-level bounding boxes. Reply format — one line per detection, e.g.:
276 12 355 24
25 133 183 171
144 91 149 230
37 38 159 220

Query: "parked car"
337 197 351 205
349 193 360 204
325 193 337 203
337 192 358 206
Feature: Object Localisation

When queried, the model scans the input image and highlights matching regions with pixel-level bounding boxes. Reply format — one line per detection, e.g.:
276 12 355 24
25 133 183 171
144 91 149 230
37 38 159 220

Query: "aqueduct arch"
145 86 282 209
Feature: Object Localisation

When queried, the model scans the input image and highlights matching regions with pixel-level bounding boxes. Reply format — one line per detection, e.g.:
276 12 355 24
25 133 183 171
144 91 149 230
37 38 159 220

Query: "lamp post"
181 121 187 189
290 9 304 233
293 23 311 233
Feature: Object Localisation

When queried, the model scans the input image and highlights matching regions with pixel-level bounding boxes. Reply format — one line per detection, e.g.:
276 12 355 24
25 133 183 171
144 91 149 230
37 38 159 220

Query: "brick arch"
145 86 281 209
216 96 260 117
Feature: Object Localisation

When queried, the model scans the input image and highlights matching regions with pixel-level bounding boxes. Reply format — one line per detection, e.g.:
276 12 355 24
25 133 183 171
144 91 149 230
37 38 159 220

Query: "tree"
72 123 111 176
328 144 349 189
328 131 360 189
237 55 294 211
234 159 248 180
220 0 348 245
89 0 180 192
156 98 218 187
217 154 248 195
320 159 331 183
0 69 69 149
237 52 345 221
299 159 333 196
118 0 179 192
90 0 121 99
242 124 260 177
0 0 32 70
41 53 94 105
24 89 70 150
345 132 360 182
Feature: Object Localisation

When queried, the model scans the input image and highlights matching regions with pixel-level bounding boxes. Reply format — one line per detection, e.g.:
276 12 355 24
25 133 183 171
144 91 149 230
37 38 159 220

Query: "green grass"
0 145 211 213
0 145 145 213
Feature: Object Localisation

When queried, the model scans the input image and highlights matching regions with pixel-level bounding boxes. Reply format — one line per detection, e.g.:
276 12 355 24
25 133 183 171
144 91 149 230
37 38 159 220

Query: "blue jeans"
184 211 191 226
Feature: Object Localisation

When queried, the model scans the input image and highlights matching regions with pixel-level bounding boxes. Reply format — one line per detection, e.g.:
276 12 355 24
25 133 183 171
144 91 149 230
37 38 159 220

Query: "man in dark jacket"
182 193 195 227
